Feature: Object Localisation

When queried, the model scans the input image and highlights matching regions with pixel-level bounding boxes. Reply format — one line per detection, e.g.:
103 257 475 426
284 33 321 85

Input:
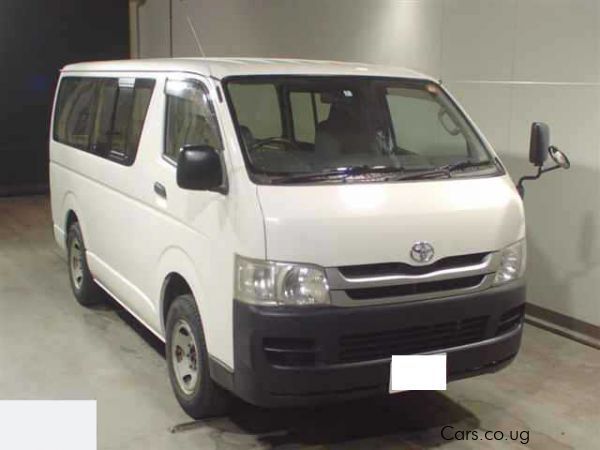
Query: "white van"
50 58 569 418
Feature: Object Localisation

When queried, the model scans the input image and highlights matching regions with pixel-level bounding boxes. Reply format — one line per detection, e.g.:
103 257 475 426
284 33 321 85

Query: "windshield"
224 76 500 183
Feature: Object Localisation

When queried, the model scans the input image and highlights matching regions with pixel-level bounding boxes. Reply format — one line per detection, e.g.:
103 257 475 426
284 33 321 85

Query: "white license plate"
389 354 447 393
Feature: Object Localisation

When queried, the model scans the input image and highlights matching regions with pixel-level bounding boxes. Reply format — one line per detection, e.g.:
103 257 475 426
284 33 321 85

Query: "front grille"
263 337 316 367
496 305 525 335
338 253 489 278
344 275 484 300
338 315 488 362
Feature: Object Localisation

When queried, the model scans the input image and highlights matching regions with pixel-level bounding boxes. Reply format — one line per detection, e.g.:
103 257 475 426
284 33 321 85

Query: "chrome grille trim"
326 252 499 307
326 252 499 289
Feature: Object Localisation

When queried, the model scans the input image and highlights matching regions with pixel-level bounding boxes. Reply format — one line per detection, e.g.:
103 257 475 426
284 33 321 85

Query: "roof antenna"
179 0 206 57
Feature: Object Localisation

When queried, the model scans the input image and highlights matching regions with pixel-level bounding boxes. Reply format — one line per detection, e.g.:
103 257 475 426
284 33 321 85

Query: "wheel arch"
161 272 194 332
157 246 206 337
61 192 88 247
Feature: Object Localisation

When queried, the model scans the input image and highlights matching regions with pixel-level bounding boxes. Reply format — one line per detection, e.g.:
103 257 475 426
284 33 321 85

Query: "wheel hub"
69 238 84 290
171 320 200 395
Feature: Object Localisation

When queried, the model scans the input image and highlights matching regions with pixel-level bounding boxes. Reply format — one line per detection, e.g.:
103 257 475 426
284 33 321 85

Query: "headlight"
234 255 330 306
493 240 526 286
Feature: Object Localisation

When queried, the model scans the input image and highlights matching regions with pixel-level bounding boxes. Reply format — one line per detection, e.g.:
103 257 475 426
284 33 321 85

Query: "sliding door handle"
154 182 167 199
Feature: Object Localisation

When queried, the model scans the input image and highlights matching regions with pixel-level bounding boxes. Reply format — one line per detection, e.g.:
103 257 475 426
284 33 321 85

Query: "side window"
91 78 155 164
55 76 155 165
386 87 467 157
128 79 155 160
164 79 222 162
289 91 332 144
290 92 315 143
109 78 136 157
54 77 98 150
90 79 119 155
227 83 281 140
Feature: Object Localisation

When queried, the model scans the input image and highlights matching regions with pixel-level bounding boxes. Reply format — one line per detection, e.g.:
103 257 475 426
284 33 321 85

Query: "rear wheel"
66 222 104 306
166 294 231 419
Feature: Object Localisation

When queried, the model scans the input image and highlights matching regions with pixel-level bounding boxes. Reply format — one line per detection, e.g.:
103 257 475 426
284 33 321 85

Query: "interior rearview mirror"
176 145 226 193
438 109 461 136
516 122 570 198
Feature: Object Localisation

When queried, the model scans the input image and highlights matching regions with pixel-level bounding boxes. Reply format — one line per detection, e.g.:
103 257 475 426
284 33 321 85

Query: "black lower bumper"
225 281 525 407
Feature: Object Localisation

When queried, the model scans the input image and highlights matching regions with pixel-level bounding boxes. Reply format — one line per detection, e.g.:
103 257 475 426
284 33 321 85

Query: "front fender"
155 246 206 338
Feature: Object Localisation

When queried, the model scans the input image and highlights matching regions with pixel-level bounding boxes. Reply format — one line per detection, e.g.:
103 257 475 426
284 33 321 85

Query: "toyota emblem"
410 241 434 264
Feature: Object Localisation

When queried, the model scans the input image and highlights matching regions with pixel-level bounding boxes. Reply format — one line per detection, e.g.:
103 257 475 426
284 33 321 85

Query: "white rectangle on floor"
390 354 447 392
0 401 96 450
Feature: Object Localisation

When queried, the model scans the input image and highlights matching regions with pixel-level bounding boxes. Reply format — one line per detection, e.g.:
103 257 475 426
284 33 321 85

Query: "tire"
66 222 104 307
166 294 231 419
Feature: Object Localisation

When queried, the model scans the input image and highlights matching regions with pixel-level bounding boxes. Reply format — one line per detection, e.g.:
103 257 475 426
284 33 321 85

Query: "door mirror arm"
517 145 570 198
517 122 570 197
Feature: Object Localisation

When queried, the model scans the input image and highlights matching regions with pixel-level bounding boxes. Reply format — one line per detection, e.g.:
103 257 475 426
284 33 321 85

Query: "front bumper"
229 281 525 407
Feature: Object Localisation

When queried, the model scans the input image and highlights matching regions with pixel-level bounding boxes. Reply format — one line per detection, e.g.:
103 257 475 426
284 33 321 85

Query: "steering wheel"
249 136 303 152
248 136 308 169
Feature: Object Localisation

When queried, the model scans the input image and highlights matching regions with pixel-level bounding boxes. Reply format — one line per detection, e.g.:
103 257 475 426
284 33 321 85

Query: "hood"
257 175 525 267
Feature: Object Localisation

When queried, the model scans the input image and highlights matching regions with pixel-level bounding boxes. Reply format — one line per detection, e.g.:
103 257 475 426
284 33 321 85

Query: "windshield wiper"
443 159 495 172
390 160 495 181
271 165 405 184
270 160 496 184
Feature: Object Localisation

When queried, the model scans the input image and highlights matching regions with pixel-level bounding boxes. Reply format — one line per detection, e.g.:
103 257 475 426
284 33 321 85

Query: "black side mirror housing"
176 145 226 193
529 122 550 166
517 122 570 198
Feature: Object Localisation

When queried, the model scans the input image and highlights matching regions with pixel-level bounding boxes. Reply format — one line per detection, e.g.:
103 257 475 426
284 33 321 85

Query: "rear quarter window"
53 76 155 166
54 78 97 150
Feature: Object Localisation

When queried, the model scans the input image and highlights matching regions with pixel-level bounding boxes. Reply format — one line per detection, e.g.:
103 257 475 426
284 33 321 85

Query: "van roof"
61 57 435 81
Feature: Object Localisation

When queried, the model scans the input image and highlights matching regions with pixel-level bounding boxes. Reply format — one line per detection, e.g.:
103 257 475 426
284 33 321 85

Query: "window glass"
289 91 333 144
127 79 155 160
54 78 98 149
387 87 468 158
315 95 331 123
90 79 118 155
109 78 135 156
228 83 281 140
290 92 315 143
55 76 155 165
165 79 221 161
224 77 496 182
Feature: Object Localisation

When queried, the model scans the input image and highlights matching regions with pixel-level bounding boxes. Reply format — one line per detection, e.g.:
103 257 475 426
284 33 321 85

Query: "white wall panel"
513 0 599 83
441 0 517 81
137 0 170 58
171 0 443 77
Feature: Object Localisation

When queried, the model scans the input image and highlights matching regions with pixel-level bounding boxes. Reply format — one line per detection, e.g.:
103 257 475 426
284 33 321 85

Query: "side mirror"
529 122 550 166
516 122 570 197
176 145 226 192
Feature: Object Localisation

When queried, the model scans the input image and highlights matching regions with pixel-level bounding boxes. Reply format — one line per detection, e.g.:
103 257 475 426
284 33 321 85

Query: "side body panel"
49 71 265 368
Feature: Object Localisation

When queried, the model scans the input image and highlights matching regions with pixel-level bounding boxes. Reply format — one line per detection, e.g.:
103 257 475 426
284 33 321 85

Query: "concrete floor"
0 195 598 450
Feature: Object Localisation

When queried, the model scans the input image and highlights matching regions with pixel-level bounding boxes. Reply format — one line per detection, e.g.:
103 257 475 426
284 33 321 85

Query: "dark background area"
0 0 130 195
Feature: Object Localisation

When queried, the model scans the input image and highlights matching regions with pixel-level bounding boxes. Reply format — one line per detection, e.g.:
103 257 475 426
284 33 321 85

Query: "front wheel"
166 294 231 418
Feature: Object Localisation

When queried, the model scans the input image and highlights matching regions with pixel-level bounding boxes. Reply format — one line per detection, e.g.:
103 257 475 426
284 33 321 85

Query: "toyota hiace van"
50 58 569 418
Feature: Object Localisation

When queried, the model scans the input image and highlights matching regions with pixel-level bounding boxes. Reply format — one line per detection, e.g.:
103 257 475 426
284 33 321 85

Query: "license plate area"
389 354 447 393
